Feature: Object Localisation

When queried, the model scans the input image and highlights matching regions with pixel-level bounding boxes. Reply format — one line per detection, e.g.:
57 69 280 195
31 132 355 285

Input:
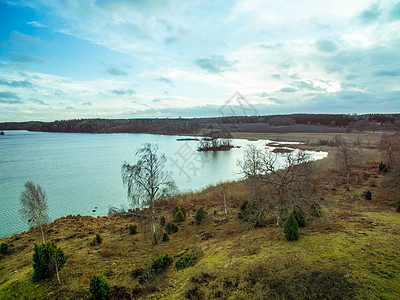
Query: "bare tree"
261 151 312 226
238 147 312 227
379 132 400 169
121 143 175 245
335 135 359 191
237 144 263 199
19 181 49 244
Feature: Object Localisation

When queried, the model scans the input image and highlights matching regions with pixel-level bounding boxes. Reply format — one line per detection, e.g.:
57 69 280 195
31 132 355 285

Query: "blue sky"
0 0 400 121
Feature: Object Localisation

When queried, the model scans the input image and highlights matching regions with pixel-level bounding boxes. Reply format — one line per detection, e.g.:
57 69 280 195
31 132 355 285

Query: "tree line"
1 114 399 134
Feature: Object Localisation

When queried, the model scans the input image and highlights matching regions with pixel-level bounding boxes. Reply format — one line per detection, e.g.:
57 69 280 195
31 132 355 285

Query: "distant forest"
1 114 399 135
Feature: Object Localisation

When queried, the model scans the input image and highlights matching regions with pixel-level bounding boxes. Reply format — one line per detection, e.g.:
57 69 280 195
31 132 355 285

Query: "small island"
0 131 4 135
176 138 199 141
197 134 235 152
272 147 294 154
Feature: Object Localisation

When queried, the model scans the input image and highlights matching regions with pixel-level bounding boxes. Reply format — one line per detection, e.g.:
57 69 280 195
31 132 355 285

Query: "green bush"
365 190 372 200
237 200 266 227
151 254 173 274
379 161 388 173
238 200 249 220
89 274 111 300
160 216 166 227
32 242 67 281
396 200 400 212
175 252 198 270
162 232 169 242
129 224 138 235
284 213 299 241
173 206 186 218
1 242 10 255
310 202 322 218
195 207 207 225
166 223 178 235
293 206 307 227
91 234 103 246
174 210 185 223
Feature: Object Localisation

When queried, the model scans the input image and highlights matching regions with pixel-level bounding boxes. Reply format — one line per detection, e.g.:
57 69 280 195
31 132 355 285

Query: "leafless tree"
19 181 49 244
379 132 400 169
238 147 312 227
261 150 312 226
237 144 263 199
335 135 360 191
380 131 400 198
121 143 176 245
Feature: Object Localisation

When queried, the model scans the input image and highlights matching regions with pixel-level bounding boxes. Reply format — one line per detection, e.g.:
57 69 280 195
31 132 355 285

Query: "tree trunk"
276 204 281 227
151 198 157 245
346 172 350 191
40 224 45 244
224 192 227 215
55 258 61 285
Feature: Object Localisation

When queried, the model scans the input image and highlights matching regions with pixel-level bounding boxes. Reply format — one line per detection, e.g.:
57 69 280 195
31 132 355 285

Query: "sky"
0 0 400 122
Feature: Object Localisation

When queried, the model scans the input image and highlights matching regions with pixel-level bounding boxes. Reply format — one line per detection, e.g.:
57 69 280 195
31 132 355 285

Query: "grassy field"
0 132 399 299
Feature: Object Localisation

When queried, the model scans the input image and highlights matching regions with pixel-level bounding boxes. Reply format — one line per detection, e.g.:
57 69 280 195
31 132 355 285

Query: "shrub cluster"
166 223 178 235
173 206 186 223
183 260 357 299
162 232 169 242
129 224 138 235
238 200 250 220
32 242 67 281
396 200 400 213
90 234 103 246
238 200 265 227
1 242 10 255
89 274 111 300
284 213 299 241
195 207 207 225
365 190 372 200
310 202 322 218
150 254 173 274
175 252 198 270
379 161 388 173
160 216 166 227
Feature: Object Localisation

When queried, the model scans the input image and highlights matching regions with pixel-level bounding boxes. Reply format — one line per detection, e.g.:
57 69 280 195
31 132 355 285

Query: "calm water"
0 130 326 238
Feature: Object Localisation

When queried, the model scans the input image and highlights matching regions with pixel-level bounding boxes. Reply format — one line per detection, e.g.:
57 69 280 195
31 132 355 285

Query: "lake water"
0 130 327 238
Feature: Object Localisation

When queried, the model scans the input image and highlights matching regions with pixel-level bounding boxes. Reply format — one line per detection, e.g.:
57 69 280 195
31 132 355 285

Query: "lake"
0 130 327 238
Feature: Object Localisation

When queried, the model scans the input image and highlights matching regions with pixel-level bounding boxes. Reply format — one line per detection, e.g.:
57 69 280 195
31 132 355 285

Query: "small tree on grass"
129 224 138 235
166 223 178 235
90 234 103 246
396 201 400 212
19 182 49 244
284 213 299 241
32 242 67 284
365 190 372 200
174 210 185 223
160 216 166 227
195 207 207 225
90 274 111 300
162 232 169 242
